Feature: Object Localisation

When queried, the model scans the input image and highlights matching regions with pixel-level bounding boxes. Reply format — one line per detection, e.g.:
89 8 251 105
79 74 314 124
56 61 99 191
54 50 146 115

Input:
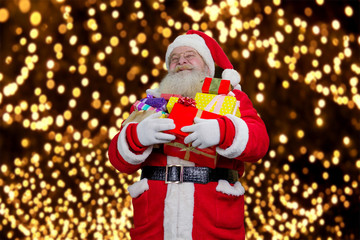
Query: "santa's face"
168 46 210 75
159 46 210 98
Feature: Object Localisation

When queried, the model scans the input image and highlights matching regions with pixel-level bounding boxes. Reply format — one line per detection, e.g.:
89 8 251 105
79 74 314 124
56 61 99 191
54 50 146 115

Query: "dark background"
0 0 359 239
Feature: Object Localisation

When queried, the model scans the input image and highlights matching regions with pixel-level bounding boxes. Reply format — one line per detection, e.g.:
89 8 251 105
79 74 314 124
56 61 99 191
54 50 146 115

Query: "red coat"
108 89 269 239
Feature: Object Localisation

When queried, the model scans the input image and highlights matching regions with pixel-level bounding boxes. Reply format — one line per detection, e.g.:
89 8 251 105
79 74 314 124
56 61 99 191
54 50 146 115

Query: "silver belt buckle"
165 165 184 184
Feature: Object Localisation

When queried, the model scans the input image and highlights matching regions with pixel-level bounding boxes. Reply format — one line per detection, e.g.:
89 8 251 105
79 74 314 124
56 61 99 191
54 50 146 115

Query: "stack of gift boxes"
130 77 241 168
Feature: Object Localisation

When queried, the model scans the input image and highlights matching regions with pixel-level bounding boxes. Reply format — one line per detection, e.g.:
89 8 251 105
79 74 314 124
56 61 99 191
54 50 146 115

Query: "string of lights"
0 0 359 239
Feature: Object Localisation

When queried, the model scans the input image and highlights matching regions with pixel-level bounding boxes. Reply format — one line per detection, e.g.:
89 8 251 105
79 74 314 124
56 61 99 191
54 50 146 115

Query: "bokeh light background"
0 0 359 239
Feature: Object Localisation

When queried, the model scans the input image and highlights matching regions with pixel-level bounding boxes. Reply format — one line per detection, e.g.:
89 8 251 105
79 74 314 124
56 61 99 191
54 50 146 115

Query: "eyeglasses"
169 50 198 65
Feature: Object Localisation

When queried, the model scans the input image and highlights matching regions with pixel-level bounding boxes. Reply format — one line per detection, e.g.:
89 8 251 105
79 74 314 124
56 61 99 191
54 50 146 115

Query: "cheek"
191 59 206 70
169 63 177 71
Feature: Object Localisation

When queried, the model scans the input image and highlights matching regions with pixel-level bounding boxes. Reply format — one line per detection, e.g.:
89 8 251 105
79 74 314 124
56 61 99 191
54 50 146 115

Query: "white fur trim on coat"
216 180 245 196
163 156 195 240
128 178 149 198
117 123 153 165
233 84 242 91
216 114 249 158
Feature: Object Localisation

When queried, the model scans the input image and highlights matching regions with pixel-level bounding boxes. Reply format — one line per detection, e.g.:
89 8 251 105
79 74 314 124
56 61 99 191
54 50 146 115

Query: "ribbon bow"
177 97 196 107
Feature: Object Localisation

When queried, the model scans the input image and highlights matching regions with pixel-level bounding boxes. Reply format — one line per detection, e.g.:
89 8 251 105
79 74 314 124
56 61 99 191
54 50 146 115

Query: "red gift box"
164 135 218 168
201 77 231 95
160 93 182 100
167 101 219 137
164 99 220 168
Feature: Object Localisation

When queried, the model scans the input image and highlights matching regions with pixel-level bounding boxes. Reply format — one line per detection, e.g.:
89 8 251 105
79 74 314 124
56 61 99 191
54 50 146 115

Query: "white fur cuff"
216 114 249 158
117 123 153 165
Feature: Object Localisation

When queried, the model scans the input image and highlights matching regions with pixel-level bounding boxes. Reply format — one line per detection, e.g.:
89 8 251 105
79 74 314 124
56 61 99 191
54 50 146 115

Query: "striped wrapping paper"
133 100 166 113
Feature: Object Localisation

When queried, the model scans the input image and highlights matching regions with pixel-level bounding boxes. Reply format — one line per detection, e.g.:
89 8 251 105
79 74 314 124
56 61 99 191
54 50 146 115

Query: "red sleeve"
217 116 236 149
130 104 135 113
108 130 142 174
126 123 147 154
233 89 269 162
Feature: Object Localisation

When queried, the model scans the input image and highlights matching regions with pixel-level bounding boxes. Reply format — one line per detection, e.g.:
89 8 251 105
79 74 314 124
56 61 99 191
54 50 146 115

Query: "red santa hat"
165 30 241 88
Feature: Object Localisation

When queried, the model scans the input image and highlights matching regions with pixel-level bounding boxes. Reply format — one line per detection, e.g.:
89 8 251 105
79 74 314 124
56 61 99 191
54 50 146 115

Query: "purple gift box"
140 96 167 112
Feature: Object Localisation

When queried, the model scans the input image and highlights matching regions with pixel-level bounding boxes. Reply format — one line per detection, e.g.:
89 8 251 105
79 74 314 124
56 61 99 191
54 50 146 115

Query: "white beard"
159 68 208 98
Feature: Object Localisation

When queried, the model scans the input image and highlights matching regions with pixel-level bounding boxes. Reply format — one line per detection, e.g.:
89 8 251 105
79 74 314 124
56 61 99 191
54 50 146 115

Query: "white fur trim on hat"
222 68 241 87
165 34 215 76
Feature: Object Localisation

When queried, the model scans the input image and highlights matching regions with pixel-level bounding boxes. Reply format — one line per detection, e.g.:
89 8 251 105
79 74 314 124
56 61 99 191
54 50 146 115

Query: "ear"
204 64 211 76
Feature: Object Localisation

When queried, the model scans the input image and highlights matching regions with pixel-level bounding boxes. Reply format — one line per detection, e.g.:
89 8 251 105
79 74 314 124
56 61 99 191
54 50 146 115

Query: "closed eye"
170 56 179 63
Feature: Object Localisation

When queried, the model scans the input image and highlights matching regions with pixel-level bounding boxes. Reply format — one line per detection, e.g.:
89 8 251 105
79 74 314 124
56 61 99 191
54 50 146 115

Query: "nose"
178 54 188 65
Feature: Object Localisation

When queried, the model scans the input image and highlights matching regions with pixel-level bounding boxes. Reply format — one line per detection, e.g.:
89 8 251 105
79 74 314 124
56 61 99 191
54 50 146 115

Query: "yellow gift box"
195 93 241 117
166 96 180 113
167 95 240 117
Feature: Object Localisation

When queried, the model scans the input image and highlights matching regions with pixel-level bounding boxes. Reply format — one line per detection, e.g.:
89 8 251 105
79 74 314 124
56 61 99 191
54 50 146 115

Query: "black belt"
141 165 239 184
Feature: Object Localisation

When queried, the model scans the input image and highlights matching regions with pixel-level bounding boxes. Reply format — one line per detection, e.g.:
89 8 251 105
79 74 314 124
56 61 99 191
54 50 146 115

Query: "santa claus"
108 30 269 240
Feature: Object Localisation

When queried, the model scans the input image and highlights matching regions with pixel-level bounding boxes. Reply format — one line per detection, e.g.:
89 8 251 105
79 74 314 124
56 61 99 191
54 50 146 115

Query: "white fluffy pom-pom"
222 69 241 87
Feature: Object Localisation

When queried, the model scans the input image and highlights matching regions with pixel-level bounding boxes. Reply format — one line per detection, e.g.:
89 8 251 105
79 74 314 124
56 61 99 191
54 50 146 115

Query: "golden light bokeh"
0 0 359 239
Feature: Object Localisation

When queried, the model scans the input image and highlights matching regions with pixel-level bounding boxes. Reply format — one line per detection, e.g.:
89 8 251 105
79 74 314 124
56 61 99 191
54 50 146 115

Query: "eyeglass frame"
168 50 201 65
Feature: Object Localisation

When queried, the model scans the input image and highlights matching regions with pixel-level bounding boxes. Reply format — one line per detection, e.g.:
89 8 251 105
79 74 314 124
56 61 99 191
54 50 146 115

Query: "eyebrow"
169 50 198 58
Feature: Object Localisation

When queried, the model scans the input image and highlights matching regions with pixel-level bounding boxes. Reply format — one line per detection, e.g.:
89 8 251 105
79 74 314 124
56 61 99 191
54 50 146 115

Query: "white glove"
181 117 220 149
146 88 161 98
137 112 176 146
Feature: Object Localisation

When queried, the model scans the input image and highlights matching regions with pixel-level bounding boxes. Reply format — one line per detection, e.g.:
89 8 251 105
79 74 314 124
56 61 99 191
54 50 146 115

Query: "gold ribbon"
195 109 203 118
165 141 217 161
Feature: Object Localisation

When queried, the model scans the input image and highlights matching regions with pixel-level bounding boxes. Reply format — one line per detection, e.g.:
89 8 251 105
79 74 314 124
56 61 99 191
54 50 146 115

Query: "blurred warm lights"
344 6 354 17
0 0 359 239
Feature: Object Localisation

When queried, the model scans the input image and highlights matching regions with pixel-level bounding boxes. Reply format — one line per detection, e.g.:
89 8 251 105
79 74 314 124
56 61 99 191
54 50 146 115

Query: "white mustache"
175 64 194 72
